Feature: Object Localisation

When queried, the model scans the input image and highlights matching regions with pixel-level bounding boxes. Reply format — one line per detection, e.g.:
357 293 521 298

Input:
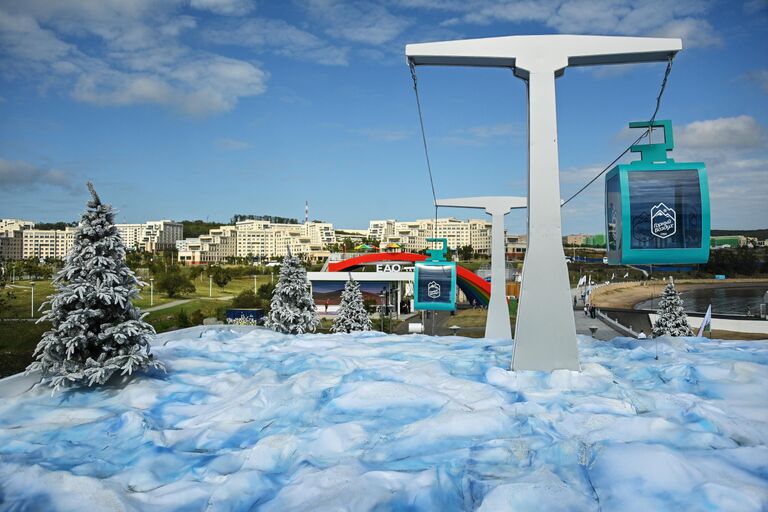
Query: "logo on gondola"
427 281 441 299
651 203 676 239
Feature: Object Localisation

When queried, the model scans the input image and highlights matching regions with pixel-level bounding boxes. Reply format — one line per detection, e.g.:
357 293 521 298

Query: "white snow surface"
1 328 767 511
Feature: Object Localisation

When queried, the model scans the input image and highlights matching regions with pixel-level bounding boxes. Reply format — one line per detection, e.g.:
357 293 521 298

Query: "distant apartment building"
563 234 588 246
367 220 397 243
562 234 606 247
0 219 34 260
0 219 35 236
236 220 335 260
116 220 183 252
334 229 369 245
367 218 492 254
506 234 527 258
0 232 24 261
22 227 77 260
178 226 238 265
710 235 748 248
178 221 335 264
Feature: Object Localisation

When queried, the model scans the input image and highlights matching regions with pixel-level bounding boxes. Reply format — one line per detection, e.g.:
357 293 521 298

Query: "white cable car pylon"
435 196 526 340
406 35 682 371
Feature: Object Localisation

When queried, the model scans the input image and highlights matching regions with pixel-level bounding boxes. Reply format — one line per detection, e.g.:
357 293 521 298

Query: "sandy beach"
591 279 768 309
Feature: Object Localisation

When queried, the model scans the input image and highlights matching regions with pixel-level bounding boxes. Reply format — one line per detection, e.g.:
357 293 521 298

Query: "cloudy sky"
0 0 766 233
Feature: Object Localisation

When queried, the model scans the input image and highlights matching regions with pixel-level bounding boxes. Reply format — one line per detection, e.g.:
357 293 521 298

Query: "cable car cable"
561 56 674 208
409 59 439 239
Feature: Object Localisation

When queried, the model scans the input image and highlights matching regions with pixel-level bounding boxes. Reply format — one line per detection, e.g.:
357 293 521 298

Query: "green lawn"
145 299 231 333
0 321 49 378
448 301 517 331
0 275 273 319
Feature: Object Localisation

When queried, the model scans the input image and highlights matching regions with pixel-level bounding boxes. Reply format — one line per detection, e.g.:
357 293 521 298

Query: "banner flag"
697 304 712 338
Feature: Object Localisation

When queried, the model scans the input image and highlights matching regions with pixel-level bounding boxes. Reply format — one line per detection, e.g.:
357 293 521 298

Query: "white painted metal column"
406 35 681 371
436 196 527 339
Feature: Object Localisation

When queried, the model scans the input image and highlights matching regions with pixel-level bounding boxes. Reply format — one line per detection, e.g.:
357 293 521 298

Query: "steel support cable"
409 60 439 239
560 56 674 207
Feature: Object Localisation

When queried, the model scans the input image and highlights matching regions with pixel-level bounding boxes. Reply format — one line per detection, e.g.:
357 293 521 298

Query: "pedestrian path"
571 287 622 340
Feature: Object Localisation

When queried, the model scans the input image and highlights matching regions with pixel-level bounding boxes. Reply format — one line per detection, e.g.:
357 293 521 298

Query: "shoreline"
591 279 768 310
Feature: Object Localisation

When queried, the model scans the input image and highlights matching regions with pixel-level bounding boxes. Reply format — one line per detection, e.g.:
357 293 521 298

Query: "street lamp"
30 281 35 318
253 275 258 295
209 275 213 298
149 277 154 307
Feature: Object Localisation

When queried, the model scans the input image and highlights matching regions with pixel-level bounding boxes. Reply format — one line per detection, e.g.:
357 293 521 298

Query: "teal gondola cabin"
414 238 457 311
605 120 710 265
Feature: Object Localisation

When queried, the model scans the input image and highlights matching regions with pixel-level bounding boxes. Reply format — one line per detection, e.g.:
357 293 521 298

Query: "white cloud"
0 158 76 191
676 115 767 149
437 123 524 146
355 128 412 142
467 123 522 139
0 10 73 66
70 54 268 116
189 0 254 16
306 0 412 45
204 18 349 66
563 116 768 231
0 2 271 115
651 18 720 48
439 0 719 50
745 69 768 94
743 0 768 14
216 138 252 150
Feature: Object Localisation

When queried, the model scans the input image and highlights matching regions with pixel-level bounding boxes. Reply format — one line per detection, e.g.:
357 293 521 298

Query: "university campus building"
367 218 493 254
0 218 183 261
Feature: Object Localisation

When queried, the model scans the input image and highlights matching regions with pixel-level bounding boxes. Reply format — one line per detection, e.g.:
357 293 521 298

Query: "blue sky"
1 0 766 234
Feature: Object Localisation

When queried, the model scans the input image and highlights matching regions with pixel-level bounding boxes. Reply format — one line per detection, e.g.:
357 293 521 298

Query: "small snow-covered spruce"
26 183 164 391
652 281 693 337
331 277 372 333
265 255 319 334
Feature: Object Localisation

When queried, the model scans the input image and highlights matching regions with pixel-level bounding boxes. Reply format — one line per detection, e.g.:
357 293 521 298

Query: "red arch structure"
327 252 491 305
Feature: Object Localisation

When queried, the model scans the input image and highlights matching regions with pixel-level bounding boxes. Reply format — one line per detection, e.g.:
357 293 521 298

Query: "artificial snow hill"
1 327 767 511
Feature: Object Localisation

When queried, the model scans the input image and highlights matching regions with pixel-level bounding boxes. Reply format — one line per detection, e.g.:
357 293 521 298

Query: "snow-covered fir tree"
27 183 163 391
331 277 372 333
265 255 319 334
652 281 693 337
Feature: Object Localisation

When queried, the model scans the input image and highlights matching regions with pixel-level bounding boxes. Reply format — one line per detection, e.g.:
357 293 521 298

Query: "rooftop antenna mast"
305 201 309 224
407 34 681 371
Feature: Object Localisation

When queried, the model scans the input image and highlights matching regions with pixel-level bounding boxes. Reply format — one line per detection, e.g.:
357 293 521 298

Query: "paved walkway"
143 296 234 313
143 299 193 312
571 287 622 340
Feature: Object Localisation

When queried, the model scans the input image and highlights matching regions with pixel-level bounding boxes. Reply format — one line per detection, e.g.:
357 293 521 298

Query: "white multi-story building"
0 232 24 261
116 220 183 252
178 226 238 265
236 221 335 260
367 220 396 243
22 227 77 260
179 221 337 264
334 229 369 245
0 219 34 260
368 217 493 254
0 219 35 236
